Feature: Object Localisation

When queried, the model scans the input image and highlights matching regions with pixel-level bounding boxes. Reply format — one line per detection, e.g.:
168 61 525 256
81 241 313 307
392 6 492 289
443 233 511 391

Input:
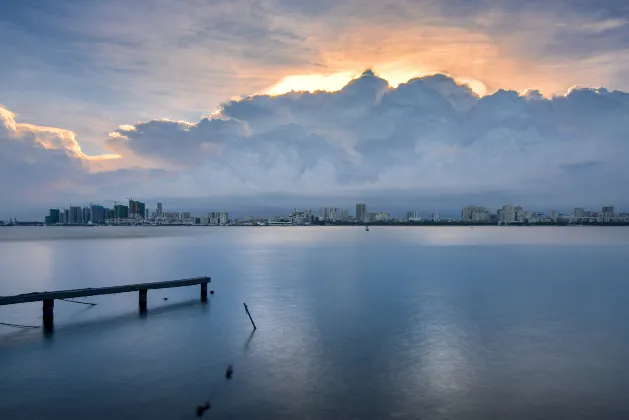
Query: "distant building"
340 209 349 221
82 207 91 223
373 212 389 222
91 205 105 224
157 203 163 218
602 206 615 220
208 212 228 225
406 210 420 221
48 209 60 224
461 205 490 222
128 200 146 219
114 205 129 219
70 206 82 224
550 210 557 220
499 205 521 223
574 208 586 218
356 203 367 222
429 212 440 221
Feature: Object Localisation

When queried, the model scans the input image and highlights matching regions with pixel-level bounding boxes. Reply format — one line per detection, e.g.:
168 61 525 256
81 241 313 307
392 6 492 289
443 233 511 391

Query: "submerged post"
43 299 54 330
200 282 208 302
138 289 147 311
243 302 256 330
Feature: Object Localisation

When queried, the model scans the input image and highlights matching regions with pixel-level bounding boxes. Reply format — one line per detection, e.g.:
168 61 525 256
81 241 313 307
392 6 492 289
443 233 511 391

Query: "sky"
2 0 629 218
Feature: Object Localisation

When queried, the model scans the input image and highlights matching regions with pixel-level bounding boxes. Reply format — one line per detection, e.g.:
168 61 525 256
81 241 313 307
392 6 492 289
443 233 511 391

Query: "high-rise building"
407 210 420 221
356 203 366 222
157 203 163 217
499 205 521 223
551 210 557 220
340 209 349 220
429 212 440 221
114 205 129 219
48 209 60 224
69 206 82 224
602 206 615 220
91 205 105 224
82 207 91 223
208 212 228 225
574 208 586 218
128 200 146 219
461 206 490 222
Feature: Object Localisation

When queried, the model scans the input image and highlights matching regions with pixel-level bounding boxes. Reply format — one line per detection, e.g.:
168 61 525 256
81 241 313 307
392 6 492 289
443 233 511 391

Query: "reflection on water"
1 226 629 419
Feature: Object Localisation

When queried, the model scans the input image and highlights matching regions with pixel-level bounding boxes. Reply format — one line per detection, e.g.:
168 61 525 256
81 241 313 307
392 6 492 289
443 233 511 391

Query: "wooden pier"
0 276 211 330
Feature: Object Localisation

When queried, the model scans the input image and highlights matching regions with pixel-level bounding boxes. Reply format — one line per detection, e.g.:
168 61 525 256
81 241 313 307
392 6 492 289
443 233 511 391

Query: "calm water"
1 226 629 419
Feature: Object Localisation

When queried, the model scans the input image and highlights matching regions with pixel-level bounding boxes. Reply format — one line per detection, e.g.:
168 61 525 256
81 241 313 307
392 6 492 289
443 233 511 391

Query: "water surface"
1 226 629 419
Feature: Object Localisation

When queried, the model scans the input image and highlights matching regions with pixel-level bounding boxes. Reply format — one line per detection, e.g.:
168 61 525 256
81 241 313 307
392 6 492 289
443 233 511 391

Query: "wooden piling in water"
243 302 256 330
43 299 54 331
139 289 148 311
201 283 208 302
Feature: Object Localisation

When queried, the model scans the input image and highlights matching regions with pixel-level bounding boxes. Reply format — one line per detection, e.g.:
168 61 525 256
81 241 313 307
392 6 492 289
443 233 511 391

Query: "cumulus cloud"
104 71 629 209
0 105 173 217
3 70 629 218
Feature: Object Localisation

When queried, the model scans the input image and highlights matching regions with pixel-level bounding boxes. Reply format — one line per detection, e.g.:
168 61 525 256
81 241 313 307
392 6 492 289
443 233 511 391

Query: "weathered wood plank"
0 277 211 305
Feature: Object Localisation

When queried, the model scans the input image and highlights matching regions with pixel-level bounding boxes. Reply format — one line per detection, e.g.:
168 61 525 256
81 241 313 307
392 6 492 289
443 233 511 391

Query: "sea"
1 226 629 419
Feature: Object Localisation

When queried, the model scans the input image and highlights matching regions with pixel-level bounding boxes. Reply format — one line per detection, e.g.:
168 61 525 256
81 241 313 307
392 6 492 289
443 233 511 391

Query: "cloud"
3 69 629 218
100 71 629 210
0 105 174 217
4 0 629 160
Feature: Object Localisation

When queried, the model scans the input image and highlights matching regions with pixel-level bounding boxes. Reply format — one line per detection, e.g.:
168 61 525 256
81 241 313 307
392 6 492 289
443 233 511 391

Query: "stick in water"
243 303 256 330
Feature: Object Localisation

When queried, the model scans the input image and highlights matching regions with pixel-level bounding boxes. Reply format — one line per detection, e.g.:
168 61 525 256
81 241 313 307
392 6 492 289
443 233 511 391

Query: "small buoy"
196 401 210 417
225 364 233 379
163 297 168 301
210 290 214 295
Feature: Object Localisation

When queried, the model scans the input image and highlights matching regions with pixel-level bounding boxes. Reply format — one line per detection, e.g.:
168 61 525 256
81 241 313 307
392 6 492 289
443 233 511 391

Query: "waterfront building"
407 210 420 221
81 207 90 223
499 205 522 223
208 212 228 225
91 205 105 224
48 209 60 224
114 205 129 219
70 206 82 224
356 203 367 222
461 206 490 222
602 206 615 220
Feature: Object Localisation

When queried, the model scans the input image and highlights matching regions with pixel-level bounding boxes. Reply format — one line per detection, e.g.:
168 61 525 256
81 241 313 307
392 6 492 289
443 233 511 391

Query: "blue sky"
1 0 629 217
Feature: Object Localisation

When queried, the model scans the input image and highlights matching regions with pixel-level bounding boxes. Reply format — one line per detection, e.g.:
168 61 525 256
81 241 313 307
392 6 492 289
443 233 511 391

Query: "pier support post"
201 282 208 302
139 289 147 311
43 299 54 331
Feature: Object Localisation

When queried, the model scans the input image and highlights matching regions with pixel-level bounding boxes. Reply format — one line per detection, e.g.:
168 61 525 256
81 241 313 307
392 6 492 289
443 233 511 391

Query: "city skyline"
2 198 625 226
